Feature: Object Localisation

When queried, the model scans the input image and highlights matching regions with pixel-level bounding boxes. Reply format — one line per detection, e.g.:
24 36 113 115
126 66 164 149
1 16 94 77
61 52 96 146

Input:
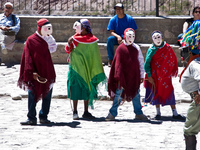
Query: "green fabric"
184 101 200 136
144 42 165 77
67 42 106 108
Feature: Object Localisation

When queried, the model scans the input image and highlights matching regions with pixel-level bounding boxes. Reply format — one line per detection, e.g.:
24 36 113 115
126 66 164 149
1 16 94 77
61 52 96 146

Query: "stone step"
0 42 183 66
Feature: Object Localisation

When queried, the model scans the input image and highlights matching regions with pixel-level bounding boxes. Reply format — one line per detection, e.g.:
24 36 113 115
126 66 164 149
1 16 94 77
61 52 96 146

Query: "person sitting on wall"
177 6 200 46
106 3 137 67
0 2 20 64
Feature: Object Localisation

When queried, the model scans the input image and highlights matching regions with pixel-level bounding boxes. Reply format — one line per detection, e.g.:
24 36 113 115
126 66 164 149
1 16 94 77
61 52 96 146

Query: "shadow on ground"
36 121 81 128
78 117 163 124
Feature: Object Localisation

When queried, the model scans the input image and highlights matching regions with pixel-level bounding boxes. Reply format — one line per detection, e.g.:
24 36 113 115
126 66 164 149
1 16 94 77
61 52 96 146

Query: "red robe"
108 43 140 102
18 33 56 102
144 43 178 105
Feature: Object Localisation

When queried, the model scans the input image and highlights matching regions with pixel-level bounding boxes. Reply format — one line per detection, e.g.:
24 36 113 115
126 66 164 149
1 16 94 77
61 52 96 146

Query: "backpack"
12 14 16 26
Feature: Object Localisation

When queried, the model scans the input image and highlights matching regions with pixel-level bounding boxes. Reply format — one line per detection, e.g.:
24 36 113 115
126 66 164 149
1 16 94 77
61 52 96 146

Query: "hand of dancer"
140 78 144 84
148 76 154 85
68 36 73 45
33 72 40 80
194 92 200 104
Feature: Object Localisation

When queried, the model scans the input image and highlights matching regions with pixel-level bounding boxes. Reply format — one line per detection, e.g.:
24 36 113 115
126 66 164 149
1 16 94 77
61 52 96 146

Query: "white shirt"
181 57 200 94
36 31 57 53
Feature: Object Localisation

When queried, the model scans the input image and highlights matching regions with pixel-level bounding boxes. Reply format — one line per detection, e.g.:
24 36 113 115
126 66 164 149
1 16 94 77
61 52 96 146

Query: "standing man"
18 18 57 125
0 2 20 63
180 20 200 150
105 28 148 121
66 19 107 120
106 3 137 66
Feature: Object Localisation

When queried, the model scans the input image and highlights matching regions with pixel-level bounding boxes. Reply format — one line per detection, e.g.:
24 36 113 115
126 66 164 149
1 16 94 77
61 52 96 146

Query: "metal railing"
0 0 198 16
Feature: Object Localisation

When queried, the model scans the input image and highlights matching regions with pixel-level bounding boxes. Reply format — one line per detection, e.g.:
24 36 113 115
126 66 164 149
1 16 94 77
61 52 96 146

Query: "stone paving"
0 64 199 150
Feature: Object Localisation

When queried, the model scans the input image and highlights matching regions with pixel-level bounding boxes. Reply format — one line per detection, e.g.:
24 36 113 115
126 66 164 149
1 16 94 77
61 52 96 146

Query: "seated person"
107 3 137 67
0 2 20 55
177 6 200 46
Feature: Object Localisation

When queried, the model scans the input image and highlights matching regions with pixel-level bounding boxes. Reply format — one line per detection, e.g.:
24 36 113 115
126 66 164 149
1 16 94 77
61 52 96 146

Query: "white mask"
152 32 162 46
73 21 82 34
125 30 135 45
41 24 53 37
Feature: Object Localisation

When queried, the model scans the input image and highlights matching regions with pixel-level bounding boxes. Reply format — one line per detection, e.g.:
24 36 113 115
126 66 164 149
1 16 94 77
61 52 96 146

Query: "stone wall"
1 16 190 66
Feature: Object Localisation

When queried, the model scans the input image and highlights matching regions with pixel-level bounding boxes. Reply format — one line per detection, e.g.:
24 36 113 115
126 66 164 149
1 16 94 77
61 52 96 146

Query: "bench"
0 16 188 66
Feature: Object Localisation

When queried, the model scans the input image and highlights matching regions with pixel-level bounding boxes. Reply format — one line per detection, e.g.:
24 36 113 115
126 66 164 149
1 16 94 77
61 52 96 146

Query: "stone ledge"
0 41 183 66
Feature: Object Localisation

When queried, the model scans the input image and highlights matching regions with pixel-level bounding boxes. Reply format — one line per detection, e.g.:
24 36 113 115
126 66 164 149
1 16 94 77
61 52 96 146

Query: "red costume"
144 43 178 105
108 43 140 101
18 33 56 102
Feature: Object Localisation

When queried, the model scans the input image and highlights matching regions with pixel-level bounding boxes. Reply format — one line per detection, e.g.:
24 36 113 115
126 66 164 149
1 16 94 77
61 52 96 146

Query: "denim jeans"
107 36 119 60
27 89 53 121
109 88 143 117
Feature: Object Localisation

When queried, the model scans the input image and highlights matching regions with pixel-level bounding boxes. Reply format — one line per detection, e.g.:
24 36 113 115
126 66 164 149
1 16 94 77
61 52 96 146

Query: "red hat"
123 28 135 39
37 18 50 31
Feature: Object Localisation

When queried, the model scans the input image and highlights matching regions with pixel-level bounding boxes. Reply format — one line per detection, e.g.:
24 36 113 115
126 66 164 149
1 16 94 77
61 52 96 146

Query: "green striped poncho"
66 33 107 108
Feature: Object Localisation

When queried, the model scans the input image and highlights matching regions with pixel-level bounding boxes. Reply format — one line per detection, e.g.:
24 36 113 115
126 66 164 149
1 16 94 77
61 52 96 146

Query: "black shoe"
39 119 51 124
155 114 161 120
20 119 37 125
82 111 95 119
172 114 186 121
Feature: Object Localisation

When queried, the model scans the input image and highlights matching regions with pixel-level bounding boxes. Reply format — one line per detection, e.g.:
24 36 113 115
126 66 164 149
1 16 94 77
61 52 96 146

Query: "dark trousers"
27 89 53 121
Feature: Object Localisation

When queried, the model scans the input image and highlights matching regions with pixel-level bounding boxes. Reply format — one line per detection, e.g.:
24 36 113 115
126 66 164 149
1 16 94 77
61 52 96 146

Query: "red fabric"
37 18 49 31
65 33 98 54
108 43 140 102
144 43 178 104
18 33 56 102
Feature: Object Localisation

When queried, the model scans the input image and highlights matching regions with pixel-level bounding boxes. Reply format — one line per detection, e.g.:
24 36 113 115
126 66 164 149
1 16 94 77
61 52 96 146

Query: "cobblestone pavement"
0 64 199 150
0 97 199 150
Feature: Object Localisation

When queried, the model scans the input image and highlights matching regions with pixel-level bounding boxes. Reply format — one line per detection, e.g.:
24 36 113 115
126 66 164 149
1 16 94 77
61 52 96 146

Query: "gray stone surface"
0 64 198 150
0 16 188 65
16 16 187 44
0 97 199 150
0 42 183 66
0 64 192 101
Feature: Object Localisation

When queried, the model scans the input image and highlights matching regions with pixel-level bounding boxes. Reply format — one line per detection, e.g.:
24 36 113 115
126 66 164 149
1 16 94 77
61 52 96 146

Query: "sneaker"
155 114 161 120
39 119 51 124
73 111 79 120
135 114 149 121
105 112 115 121
172 114 186 121
73 113 79 120
82 111 95 119
20 119 37 125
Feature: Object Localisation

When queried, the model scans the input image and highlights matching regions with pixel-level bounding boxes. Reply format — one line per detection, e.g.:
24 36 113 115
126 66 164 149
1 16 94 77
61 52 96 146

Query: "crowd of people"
1 2 200 150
